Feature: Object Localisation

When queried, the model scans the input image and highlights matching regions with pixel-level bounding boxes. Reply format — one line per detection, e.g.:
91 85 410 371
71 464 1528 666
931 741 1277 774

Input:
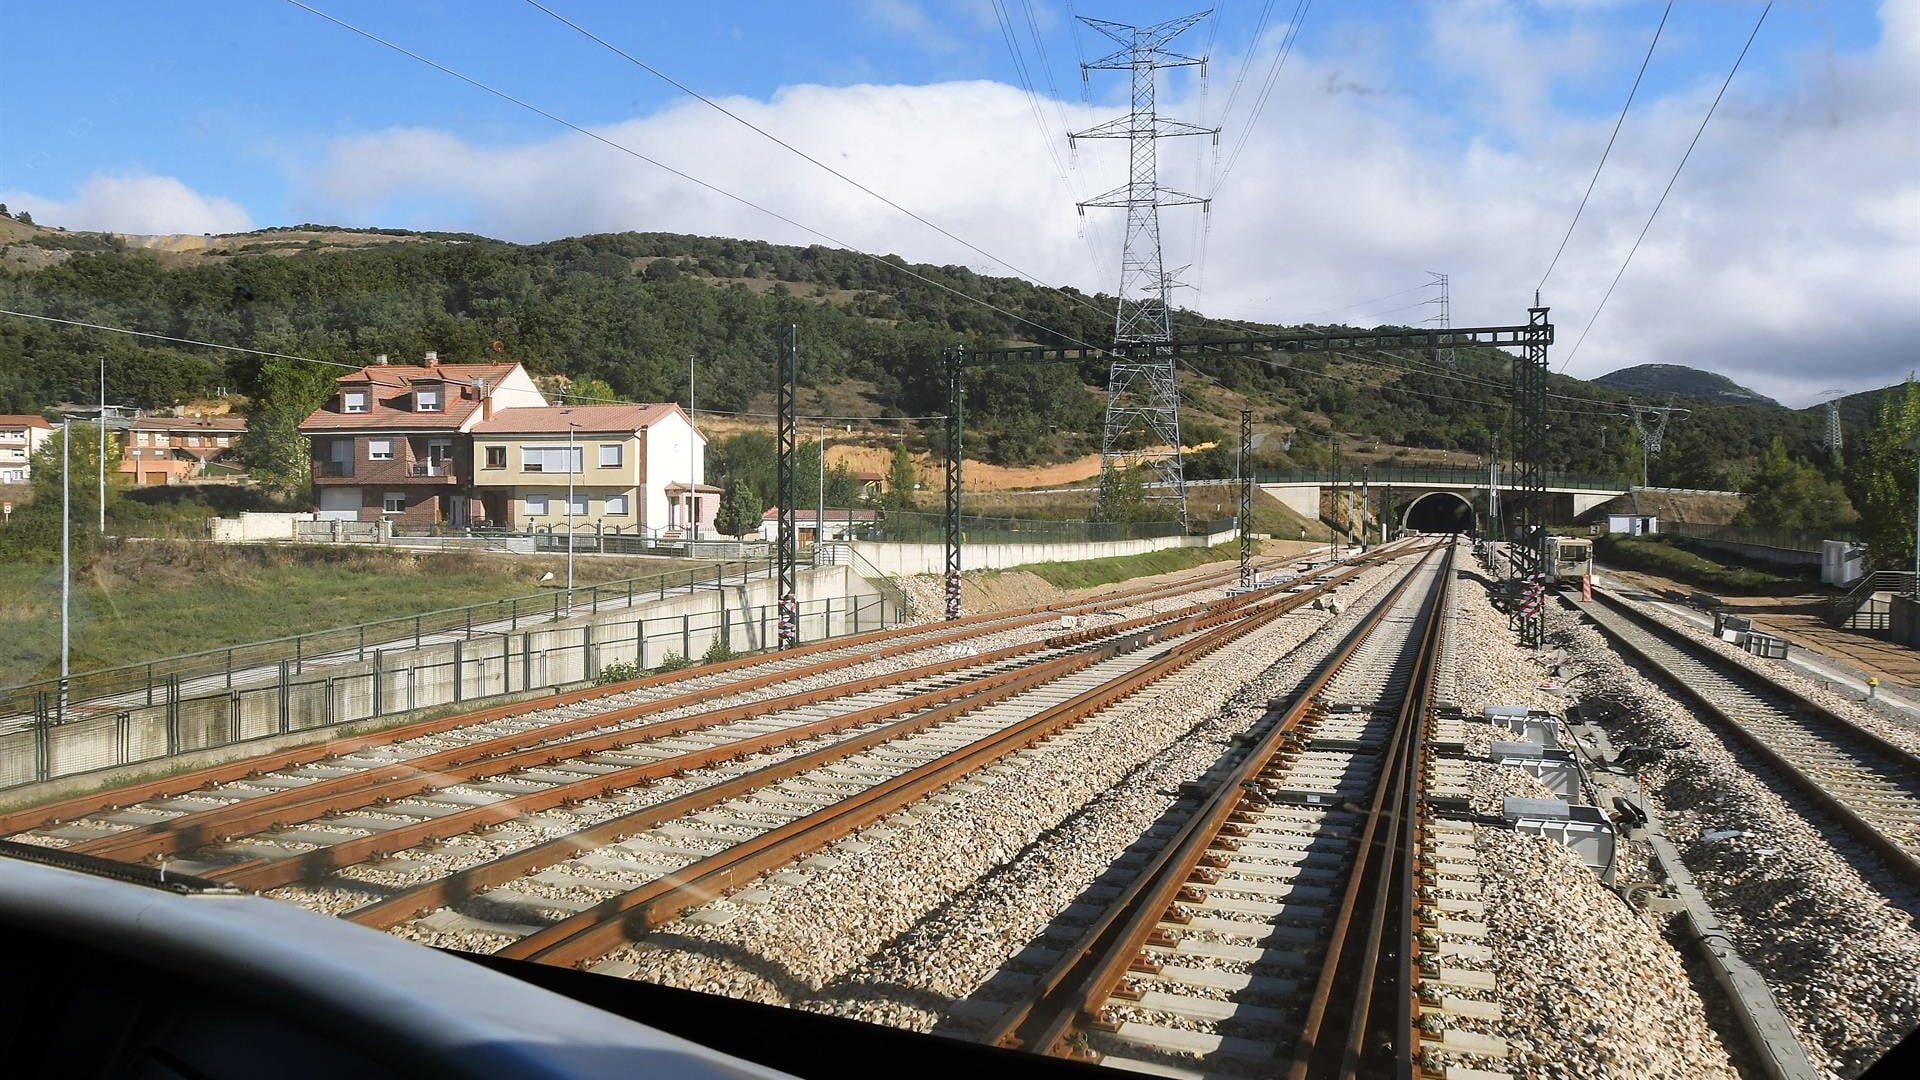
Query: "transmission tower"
1426 272 1456 366
1627 401 1690 488
1073 10 1217 525
1818 388 1845 463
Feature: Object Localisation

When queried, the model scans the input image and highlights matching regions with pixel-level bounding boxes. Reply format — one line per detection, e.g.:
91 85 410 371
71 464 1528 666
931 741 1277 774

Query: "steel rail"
1576 586 1920 889
1311 544 1446 1080
980 546 1443 1056
487 558 1415 968
2 556 1281 839
70 556 1372 865
341 558 1393 932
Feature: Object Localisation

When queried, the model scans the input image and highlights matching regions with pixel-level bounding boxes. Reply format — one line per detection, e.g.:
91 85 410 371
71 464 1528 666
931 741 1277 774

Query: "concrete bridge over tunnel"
1250 467 1628 534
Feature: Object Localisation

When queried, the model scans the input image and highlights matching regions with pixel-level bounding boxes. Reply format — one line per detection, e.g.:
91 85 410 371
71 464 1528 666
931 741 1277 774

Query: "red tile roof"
0 415 51 429
301 362 518 433
471 403 686 435
130 416 246 432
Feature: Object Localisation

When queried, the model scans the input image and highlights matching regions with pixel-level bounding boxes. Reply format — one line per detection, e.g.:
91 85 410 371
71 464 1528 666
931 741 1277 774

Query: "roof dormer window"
416 388 442 413
343 390 368 414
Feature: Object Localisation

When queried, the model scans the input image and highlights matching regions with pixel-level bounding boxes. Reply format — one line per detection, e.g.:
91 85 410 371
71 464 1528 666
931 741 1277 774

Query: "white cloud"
38 1 1905 410
0 174 252 236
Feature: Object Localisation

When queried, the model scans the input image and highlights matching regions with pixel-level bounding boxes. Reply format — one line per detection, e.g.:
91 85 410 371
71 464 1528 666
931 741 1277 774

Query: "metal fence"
1252 465 1628 490
871 510 1194 544
1 559 776 724
0 589 892 792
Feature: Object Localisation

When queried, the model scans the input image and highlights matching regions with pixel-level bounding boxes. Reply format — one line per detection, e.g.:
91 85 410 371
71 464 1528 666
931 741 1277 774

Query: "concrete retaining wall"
849 527 1237 576
0 566 886 795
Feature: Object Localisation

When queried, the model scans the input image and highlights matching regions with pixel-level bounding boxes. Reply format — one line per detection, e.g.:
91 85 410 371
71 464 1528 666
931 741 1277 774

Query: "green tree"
1848 378 1920 569
238 359 335 494
560 376 616 404
14 210 31 225
884 441 917 512
1093 462 1149 523
714 478 761 537
1737 437 1855 532
0 424 121 556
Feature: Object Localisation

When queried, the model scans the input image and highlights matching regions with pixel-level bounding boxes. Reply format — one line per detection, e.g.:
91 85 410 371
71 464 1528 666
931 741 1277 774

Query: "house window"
187 435 201 446
131 449 142 459
343 390 368 413
598 443 623 468
605 494 628 515
416 388 442 412
383 492 406 514
484 446 506 469
525 494 549 516
521 446 581 473
569 494 588 517
368 439 393 461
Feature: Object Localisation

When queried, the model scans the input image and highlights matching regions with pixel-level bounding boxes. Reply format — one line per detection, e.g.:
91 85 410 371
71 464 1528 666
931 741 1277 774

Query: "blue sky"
3 2 1915 403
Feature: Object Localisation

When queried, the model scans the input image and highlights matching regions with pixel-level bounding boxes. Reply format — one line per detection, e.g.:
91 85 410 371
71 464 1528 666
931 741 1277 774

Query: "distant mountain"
1594 364 1779 406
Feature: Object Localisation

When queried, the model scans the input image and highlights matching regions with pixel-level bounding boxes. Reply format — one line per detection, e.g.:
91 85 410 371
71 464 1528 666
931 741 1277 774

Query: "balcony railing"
409 462 446 477
316 461 354 478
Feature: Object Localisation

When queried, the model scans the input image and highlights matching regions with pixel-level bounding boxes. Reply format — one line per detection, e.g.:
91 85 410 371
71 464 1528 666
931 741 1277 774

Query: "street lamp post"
97 357 106 535
817 424 826 557
60 417 71 722
566 421 579 616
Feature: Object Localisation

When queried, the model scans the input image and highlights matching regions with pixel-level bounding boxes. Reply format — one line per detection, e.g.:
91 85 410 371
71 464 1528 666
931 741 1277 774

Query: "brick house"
298 353 547 525
0 414 52 484
468 403 715 533
120 414 247 485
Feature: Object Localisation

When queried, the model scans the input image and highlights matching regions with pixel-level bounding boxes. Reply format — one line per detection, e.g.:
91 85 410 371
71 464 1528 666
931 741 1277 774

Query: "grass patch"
1004 543 1238 590
1597 536 1795 593
0 541 715 682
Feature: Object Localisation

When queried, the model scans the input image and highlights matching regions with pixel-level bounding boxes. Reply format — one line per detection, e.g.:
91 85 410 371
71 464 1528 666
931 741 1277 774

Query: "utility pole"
817 423 826 557
688 355 697 543
60 418 71 722
1074 10 1216 527
565 421 578 616
777 325 799 646
1361 467 1370 551
97 357 106 535
1627 401 1690 488
1237 409 1252 588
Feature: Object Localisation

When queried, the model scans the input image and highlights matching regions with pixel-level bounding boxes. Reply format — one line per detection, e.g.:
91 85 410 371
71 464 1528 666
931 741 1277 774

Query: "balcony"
316 461 354 479
409 462 446 478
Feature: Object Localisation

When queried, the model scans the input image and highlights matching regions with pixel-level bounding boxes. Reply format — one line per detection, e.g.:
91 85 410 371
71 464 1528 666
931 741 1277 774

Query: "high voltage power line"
1560 2 1772 372
1536 2 1672 297
283 1 1104 355
521 0 1113 328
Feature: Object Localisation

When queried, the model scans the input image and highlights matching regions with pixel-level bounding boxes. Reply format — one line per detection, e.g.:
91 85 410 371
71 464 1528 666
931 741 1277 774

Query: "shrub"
596 660 644 685
652 651 691 673
702 638 736 664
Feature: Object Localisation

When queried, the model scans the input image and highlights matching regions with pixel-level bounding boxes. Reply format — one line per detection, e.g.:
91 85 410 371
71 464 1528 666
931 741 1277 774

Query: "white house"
0 414 53 484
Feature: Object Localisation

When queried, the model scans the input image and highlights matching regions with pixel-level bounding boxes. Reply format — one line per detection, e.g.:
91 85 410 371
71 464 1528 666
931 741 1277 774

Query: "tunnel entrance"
1403 491 1475 534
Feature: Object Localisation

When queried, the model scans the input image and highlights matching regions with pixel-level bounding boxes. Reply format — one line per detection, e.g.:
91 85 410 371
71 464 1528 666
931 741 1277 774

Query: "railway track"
975 543 1456 1078
347 547 1431 966
0 556 1309 854
1573 585 1920 888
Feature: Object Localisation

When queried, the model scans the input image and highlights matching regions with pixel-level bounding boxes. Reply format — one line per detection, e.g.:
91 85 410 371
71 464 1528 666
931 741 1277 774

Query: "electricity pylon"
1073 10 1217 525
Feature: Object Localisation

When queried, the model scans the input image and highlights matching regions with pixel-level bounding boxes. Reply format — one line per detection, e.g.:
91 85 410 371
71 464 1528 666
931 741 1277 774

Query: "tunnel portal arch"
1402 490 1476 534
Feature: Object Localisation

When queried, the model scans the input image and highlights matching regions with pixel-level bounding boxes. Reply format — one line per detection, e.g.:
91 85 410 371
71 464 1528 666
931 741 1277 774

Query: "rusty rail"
341 567 1371 930
3 557 1277 839
67 559 1347 866
489 553 1422 968
1286 543 1447 1079
980 544 1446 1061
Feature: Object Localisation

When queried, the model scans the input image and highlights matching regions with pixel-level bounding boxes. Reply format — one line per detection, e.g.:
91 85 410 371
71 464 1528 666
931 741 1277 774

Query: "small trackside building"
467 402 715 534
299 353 547 525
